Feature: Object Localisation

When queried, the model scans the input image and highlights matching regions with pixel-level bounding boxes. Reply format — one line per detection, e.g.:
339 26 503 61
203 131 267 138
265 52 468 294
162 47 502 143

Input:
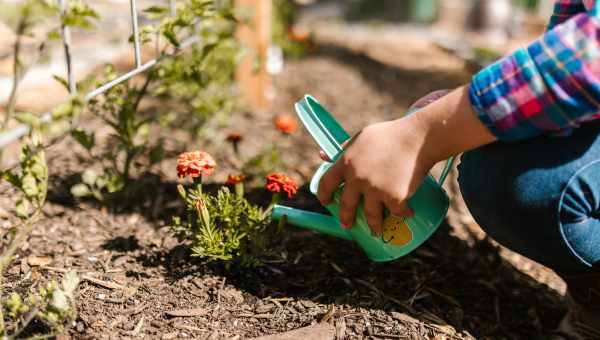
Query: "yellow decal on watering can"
382 215 413 246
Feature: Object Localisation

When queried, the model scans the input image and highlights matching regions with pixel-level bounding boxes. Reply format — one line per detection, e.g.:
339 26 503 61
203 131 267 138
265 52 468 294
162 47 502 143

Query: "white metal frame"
0 0 194 149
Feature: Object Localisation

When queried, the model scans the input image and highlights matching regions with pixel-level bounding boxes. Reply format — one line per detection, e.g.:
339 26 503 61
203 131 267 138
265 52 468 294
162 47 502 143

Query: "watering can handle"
438 156 456 186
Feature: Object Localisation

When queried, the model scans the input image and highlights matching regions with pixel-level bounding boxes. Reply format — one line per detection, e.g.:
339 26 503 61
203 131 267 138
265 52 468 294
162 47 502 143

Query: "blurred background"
0 0 553 114
292 0 550 70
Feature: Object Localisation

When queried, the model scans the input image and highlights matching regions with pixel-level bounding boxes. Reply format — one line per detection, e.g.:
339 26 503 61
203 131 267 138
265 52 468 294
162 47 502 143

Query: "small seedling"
0 272 80 338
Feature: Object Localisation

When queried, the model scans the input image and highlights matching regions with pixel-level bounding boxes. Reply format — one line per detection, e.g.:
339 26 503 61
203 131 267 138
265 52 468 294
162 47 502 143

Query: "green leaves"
1 0 59 33
15 199 30 219
21 173 39 197
163 28 180 48
144 6 168 17
15 112 41 129
6 293 28 318
1 272 79 337
70 183 91 198
61 271 80 300
71 128 95 151
51 95 86 121
70 169 123 200
170 186 275 268
50 289 68 312
61 0 99 30
51 271 80 313
2 132 48 219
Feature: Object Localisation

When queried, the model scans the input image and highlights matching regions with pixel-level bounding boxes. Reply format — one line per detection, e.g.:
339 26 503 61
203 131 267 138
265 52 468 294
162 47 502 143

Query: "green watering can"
272 95 455 262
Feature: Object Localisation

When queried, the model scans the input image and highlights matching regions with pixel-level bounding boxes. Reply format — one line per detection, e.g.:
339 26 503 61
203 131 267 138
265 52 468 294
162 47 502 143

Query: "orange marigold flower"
287 27 310 42
226 132 243 143
266 172 298 198
176 151 216 178
226 174 246 185
274 114 298 134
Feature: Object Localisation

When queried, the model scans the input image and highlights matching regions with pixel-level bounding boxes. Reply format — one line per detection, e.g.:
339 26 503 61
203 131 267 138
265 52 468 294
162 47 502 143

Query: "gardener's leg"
458 121 600 335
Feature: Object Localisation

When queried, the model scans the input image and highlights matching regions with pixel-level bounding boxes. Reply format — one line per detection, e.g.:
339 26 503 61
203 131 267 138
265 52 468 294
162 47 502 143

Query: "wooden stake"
235 0 273 111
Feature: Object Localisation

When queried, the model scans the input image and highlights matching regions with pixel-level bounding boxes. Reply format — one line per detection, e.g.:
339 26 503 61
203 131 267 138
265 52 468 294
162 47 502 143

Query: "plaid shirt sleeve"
548 0 587 29
469 0 600 141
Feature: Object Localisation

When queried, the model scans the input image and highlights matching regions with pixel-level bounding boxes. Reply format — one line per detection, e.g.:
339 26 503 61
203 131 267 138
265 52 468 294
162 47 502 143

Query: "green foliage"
0 272 79 337
513 0 538 10
60 0 99 30
272 0 309 58
171 184 274 268
0 0 59 34
0 1 94 337
71 0 241 200
70 66 161 199
2 133 48 219
472 46 502 65
148 0 241 135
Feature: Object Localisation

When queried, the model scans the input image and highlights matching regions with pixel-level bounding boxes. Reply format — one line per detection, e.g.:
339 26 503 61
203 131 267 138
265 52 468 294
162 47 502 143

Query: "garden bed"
1 30 566 339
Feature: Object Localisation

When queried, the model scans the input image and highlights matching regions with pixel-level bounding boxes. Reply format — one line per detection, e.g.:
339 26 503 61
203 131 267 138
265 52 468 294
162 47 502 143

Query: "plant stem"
121 74 153 183
0 210 42 271
122 151 133 183
133 75 153 113
3 20 26 131
10 307 39 340
0 19 26 165
234 182 244 197
193 176 203 194
262 193 280 219
0 209 42 337
21 333 56 340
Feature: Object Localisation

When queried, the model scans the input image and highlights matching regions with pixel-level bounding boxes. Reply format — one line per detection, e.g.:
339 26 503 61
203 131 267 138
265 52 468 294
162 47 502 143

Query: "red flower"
176 151 216 178
266 172 298 198
274 114 298 134
226 132 243 143
226 174 246 185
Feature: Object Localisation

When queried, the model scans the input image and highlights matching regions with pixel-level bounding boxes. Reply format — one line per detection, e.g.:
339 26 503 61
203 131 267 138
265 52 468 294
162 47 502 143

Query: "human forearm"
410 85 497 166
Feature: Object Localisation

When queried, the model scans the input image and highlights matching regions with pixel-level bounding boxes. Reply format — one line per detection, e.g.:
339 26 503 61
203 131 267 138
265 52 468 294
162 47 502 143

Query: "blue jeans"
458 121 600 275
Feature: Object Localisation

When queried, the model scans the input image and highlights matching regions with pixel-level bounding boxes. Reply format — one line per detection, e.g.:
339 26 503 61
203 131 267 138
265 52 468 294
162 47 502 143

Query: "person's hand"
317 90 452 235
318 90 452 161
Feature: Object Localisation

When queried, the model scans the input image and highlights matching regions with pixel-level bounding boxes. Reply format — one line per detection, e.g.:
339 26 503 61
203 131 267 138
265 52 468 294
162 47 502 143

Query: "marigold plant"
170 156 276 267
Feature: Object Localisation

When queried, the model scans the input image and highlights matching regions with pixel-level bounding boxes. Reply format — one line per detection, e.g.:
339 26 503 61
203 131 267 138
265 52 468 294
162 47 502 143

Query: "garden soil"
1 27 568 339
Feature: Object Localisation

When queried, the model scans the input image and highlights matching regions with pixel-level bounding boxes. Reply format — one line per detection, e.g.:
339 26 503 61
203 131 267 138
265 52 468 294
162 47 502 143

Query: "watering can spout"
272 205 352 241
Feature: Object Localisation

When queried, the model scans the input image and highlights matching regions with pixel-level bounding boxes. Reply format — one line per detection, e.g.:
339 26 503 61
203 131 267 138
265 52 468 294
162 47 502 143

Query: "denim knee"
558 160 600 268
458 142 598 273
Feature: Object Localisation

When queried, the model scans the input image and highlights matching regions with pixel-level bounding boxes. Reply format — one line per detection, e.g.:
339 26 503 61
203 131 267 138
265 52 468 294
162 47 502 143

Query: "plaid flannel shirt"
469 0 600 140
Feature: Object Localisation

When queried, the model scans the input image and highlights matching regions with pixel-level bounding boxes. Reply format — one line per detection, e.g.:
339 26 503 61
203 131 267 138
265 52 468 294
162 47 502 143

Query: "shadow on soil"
226 221 564 339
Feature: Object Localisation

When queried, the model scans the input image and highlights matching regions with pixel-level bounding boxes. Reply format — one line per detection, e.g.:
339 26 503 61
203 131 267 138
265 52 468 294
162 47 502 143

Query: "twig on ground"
320 305 336 323
371 334 409 339
80 274 127 290
131 316 144 335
